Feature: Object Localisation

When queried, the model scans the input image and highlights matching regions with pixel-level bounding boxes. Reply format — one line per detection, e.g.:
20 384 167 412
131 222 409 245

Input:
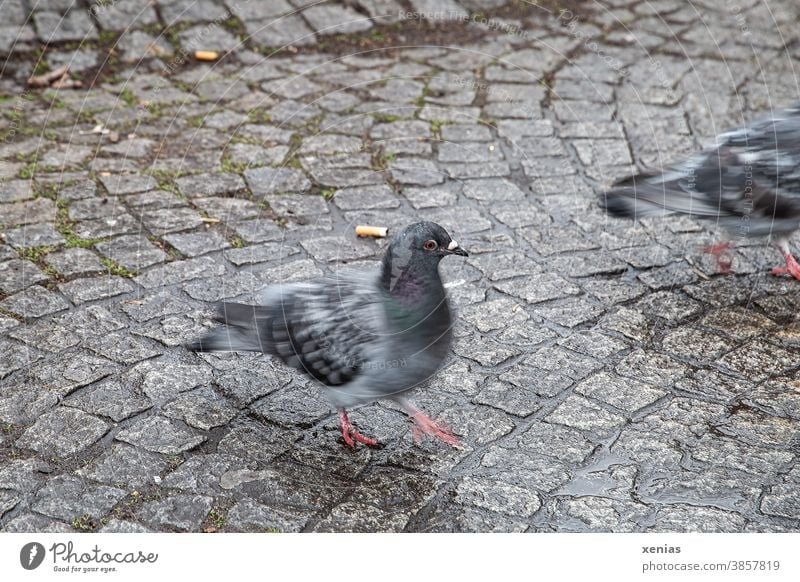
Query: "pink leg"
771 242 800 280
338 410 379 448
700 241 733 275
399 400 460 448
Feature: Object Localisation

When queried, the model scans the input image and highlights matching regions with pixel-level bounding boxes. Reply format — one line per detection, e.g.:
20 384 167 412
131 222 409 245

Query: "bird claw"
409 411 461 449
338 410 379 449
772 249 800 281
700 241 734 275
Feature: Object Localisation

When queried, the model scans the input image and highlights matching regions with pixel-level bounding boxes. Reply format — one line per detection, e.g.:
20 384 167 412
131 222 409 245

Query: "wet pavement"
1 0 800 533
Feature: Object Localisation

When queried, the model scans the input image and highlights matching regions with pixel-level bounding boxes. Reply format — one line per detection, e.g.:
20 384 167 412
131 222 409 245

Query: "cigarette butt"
195 50 219 61
355 225 388 238
200 217 221 224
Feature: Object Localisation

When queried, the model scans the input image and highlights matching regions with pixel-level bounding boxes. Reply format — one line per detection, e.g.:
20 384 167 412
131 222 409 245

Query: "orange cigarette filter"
195 50 219 61
355 225 388 238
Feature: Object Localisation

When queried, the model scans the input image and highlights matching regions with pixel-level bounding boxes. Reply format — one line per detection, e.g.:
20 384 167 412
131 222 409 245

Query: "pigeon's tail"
186 302 271 353
602 167 728 220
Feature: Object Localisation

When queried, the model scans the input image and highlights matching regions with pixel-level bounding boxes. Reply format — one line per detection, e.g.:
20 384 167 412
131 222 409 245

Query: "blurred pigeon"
187 222 468 448
601 103 800 279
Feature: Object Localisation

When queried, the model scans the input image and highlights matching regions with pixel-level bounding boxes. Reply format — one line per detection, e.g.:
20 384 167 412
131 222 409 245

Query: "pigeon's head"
391 221 468 265
381 222 467 296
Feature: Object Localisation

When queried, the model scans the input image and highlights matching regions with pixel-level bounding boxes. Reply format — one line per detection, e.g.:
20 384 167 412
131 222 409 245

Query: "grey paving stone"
0 490 19 519
389 158 445 186
546 394 627 433
175 173 246 198
134 256 225 288
16 407 109 456
494 272 580 304
73 212 142 239
0 180 32 203
45 248 105 277
302 4 373 35
456 475 541 517
0 259 49 294
575 372 667 413
244 167 311 198
98 174 157 195
25 353 118 400
0 285 70 319
331 185 399 210
0 198 56 227
194 196 262 222
32 475 125 522
100 520 154 533
115 416 206 454
3 223 65 248
65 380 152 422
160 0 231 22
402 183 460 209
2 513 73 533
137 494 214 532
244 15 317 48
8 320 79 353
58 275 135 304
139 207 205 234
163 387 237 430
649 505 746 533
162 231 230 257
223 241 299 266
34 10 97 42
92 0 159 30
226 498 307 532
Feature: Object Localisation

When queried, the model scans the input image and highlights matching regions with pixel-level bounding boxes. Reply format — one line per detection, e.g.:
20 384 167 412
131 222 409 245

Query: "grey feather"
187 222 468 410
602 103 800 238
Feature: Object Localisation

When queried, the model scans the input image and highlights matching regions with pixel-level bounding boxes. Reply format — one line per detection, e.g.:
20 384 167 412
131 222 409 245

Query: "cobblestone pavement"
1 0 800 533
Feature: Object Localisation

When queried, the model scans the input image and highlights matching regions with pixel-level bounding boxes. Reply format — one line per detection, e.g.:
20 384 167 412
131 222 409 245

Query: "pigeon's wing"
603 104 800 233
257 274 386 387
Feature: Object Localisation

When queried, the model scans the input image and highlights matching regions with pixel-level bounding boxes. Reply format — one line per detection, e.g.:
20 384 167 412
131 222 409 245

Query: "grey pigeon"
187 222 468 448
601 103 800 279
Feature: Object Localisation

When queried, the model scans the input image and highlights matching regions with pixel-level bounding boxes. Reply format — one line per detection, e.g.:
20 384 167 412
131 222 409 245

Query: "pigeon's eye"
423 240 438 251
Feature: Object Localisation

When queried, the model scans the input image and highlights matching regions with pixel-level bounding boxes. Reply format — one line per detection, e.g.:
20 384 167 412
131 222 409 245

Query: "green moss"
100 257 136 278
119 87 137 107
72 514 99 532
371 151 395 171
372 113 402 123
56 201 108 249
430 119 445 140
220 157 248 174
17 245 55 263
97 29 118 44
228 235 245 248
320 188 336 201
208 507 225 530
18 161 37 180
247 109 271 124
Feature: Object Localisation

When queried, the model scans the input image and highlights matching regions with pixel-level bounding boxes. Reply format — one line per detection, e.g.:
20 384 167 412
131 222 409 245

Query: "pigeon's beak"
445 240 469 257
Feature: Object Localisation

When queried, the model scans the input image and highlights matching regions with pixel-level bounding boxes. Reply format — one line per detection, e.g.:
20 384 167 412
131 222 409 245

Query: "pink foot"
406 407 460 448
771 247 800 281
700 241 733 275
338 410 379 448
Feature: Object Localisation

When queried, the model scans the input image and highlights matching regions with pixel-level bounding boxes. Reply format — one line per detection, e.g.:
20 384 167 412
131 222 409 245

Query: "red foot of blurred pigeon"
700 241 734 275
772 241 800 279
187 222 468 449
400 399 460 448
338 410 378 448
602 103 800 280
